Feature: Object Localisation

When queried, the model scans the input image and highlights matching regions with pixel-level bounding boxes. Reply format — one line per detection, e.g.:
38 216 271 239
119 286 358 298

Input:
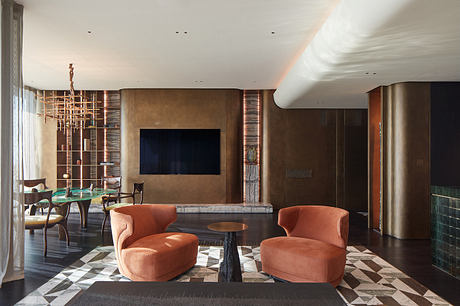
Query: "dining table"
25 187 117 240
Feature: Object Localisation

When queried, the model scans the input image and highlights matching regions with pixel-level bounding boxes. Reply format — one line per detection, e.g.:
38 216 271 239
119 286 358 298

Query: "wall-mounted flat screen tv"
140 129 220 175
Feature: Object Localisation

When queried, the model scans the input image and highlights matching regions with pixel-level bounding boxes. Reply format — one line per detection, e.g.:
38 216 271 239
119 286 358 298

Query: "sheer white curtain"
0 0 24 286
23 87 39 179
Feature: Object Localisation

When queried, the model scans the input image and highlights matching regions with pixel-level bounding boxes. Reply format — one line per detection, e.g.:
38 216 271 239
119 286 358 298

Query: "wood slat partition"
368 87 381 230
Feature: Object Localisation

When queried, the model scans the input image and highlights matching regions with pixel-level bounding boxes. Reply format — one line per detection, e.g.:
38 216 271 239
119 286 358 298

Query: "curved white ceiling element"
18 0 337 90
274 0 460 109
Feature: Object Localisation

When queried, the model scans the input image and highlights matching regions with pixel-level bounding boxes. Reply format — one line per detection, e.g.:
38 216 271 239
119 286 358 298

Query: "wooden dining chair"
91 176 122 206
23 178 49 215
98 176 122 201
24 190 70 256
118 182 144 205
101 182 144 234
100 176 122 191
23 178 48 189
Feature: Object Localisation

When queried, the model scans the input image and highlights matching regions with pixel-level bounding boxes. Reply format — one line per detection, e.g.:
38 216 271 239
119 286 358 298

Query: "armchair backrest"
110 204 176 253
278 205 349 249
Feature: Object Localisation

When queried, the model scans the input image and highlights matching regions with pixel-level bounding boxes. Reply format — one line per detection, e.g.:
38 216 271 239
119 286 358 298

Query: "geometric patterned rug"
16 245 451 306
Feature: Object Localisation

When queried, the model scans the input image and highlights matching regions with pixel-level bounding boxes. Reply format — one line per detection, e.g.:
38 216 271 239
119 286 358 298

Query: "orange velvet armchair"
110 204 198 281
260 205 349 287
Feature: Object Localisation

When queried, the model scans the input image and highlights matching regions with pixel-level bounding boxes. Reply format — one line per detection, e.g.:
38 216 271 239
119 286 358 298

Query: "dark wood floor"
0 210 459 305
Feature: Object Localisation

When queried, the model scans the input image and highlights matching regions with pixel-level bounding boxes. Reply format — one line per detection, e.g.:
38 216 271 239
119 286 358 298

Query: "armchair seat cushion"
121 232 198 281
25 214 63 227
261 236 346 285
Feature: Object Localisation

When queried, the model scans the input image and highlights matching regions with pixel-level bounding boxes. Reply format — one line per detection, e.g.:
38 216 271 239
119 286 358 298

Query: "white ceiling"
274 0 460 108
19 0 338 91
19 0 460 108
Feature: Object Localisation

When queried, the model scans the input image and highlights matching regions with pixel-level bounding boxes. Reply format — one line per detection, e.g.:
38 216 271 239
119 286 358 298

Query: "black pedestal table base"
219 231 242 282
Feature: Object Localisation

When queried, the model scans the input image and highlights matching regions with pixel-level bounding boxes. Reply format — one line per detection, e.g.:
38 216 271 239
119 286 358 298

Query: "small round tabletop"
208 222 248 233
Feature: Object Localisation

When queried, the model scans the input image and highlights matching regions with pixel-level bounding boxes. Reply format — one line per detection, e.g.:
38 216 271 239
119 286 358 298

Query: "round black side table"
208 222 248 282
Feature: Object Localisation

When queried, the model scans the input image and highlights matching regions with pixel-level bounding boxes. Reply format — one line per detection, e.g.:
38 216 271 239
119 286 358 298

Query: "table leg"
219 231 242 282
55 204 70 241
77 200 92 228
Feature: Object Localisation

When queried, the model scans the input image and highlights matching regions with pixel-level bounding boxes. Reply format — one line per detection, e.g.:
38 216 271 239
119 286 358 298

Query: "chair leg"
60 223 70 246
43 227 48 257
101 212 109 235
29 205 37 235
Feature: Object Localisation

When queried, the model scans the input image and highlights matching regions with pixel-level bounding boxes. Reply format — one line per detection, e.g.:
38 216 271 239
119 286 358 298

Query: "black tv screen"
140 129 220 175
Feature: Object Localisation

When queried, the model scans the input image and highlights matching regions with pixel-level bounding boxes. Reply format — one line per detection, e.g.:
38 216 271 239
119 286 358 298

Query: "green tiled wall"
431 186 460 278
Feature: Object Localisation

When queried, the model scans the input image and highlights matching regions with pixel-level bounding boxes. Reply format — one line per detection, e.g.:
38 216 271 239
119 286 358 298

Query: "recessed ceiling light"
176 31 179 34
271 31 275 34
87 30 92 34
184 31 188 34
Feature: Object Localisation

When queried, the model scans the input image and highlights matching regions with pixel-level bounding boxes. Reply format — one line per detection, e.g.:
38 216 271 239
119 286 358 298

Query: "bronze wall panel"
382 82 430 239
121 89 242 204
337 109 368 212
261 91 337 209
336 110 345 209
343 109 368 212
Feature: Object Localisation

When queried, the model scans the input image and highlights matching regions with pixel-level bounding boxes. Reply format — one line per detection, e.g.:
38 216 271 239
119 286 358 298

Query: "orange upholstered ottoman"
111 204 198 281
260 205 349 287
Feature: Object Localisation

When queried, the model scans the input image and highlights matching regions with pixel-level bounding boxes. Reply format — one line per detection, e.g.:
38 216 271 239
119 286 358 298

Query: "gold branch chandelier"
39 64 100 130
